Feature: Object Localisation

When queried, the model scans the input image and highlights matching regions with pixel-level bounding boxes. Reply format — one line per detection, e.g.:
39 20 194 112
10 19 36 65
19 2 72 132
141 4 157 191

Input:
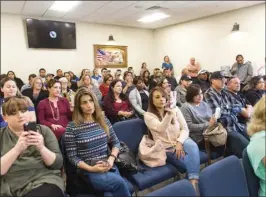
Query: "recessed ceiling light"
49 1 81 12
137 13 170 23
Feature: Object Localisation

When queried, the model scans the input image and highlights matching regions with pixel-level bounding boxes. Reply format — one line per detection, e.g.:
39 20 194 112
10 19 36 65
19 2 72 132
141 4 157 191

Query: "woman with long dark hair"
244 76 265 106
144 87 200 193
64 87 130 196
103 79 135 124
6 71 24 90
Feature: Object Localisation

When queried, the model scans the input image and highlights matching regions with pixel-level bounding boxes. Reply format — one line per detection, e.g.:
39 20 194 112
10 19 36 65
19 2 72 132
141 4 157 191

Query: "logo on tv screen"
49 31 57 39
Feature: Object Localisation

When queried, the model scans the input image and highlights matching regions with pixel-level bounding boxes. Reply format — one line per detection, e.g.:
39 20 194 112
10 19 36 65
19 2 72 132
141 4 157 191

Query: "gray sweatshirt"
175 85 187 107
180 102 212 143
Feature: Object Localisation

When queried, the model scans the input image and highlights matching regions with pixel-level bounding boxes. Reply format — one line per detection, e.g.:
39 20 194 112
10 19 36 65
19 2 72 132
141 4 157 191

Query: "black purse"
113 141 144 175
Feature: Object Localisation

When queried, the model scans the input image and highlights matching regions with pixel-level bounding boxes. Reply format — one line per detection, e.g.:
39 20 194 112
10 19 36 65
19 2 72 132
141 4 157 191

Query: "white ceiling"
1 1 265 29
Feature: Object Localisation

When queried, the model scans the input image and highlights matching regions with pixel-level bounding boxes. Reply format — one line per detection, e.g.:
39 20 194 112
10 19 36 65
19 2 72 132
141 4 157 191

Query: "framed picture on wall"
93 44 128 68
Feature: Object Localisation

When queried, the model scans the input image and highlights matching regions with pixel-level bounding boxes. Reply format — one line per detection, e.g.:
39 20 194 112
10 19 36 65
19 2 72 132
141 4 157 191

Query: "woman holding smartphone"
144 87 200 193
0 97 64 197
64 87 130 196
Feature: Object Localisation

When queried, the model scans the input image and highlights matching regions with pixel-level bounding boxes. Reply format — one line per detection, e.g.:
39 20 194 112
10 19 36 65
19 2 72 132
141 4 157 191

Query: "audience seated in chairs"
243 75 265 106
1 77 36 128
129 76 149 118
54 69 64 80
68 71 79 82
6 71 24 90
144 87 200 193
149 68 162 92
64 72 78 92
122 71 135 97
37 79 72 140
103 79 136 124
204 71 249 158
247 96 266 197
180 84 225 156
21 74 37 92
142 70 150 90
22 77 49 110
78 74 102 101
175 75 192 107
164 68 178 91
99 74 113 100
64 87 131 196
193 69 210 94
140 62 148 77
226 77 253 124
186 57 201 79
0 96 64 197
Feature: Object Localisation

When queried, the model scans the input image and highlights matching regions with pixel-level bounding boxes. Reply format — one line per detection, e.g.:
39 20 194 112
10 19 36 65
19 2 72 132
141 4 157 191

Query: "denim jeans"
227 131 249 158
166 138 200 180
82 165 131 196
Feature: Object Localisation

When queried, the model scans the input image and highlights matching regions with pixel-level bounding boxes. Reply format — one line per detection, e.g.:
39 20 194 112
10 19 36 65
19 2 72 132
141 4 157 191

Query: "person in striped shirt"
64 87 130 196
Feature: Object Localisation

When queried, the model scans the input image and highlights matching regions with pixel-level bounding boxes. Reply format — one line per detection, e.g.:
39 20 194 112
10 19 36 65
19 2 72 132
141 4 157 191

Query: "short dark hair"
101 68 107 72
39 68 46 72
47 79 60 89
236 54 243 60
133 76 143 85
28 74 37 80
123 71 133 80
186 84 201 103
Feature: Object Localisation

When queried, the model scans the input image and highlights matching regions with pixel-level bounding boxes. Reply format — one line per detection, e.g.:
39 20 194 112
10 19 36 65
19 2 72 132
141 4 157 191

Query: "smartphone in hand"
24 121 37 132
214 107 221 119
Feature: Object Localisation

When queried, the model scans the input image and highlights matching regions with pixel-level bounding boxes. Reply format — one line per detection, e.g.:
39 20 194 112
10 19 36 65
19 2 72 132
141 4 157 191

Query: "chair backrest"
112 118 147 154
242 148 260 197
199 155 249 196
60 134 96 195
145 179 196 196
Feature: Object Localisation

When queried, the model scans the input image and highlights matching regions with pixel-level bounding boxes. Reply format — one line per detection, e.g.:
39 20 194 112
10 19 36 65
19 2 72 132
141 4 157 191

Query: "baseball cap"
180 75 192 81
209 71 225 80
46 73 54 77
198 69 208 75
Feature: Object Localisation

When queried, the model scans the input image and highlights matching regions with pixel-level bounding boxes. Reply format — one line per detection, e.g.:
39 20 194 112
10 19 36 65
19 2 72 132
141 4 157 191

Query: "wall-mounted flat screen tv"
25 18 76 49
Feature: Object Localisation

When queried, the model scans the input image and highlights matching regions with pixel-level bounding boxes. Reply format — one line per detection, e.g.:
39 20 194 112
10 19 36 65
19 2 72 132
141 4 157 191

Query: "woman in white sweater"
144 87 200 192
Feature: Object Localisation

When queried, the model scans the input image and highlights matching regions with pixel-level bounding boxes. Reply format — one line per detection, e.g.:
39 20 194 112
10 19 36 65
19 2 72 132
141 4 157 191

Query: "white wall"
1 3 265 82
153 3 266 76
1 14 155 82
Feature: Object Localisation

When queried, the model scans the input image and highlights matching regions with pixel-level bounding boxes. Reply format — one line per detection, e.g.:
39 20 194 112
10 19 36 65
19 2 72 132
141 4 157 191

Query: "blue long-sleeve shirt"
64 116 120 169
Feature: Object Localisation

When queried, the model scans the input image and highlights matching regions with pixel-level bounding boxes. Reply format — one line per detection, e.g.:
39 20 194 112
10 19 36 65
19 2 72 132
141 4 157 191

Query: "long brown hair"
148 87 174 124
73 87 109 136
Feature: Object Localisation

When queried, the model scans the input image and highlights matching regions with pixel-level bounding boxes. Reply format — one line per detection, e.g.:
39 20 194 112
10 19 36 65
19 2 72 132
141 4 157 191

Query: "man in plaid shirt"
204 71 249 158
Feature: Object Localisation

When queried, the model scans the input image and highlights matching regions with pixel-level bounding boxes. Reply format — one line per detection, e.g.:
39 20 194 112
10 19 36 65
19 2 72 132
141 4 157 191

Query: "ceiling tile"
21 1 54 16
1 1 25 14
70 1 110 15
43 10 67 18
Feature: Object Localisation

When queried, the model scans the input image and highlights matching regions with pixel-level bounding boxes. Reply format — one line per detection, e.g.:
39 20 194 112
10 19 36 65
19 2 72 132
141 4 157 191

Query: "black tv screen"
25 18 76 49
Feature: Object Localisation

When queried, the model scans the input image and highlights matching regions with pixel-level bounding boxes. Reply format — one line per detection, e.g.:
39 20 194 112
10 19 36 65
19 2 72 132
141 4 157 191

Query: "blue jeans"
227 131 249 158
166 138 200 180
82 166 131 196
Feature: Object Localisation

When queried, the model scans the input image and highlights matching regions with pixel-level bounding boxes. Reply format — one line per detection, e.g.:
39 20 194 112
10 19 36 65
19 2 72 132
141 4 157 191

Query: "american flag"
97 49 106 61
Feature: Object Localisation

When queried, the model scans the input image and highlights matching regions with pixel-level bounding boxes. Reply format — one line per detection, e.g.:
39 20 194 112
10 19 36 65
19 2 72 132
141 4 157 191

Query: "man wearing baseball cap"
204 71 249 158
193 69 210 94
174 75 192 107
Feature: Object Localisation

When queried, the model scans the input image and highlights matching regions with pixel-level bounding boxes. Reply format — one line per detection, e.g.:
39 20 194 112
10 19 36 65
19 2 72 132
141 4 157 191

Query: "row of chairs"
60 118 259 196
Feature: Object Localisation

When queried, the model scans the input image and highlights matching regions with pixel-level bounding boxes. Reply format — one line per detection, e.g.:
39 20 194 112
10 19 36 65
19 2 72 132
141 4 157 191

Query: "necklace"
48 99 60 121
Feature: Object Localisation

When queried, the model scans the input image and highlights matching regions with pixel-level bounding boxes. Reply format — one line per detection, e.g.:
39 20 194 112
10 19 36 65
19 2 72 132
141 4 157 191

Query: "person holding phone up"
144 87 200 193
0 97 64 197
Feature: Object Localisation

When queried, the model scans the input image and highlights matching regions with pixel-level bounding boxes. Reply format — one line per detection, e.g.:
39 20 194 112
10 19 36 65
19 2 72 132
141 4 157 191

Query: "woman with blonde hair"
22 77 49 110
64 87 130 196
78 75 102 101
247 96 266 197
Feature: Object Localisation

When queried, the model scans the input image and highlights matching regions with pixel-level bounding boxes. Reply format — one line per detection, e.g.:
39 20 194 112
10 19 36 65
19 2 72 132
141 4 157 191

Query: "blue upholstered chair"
242 148 260 197
199 155 249 196
145 179 196 196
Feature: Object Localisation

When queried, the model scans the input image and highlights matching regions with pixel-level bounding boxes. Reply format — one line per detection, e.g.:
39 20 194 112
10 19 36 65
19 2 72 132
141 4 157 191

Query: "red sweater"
99 84 109 97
